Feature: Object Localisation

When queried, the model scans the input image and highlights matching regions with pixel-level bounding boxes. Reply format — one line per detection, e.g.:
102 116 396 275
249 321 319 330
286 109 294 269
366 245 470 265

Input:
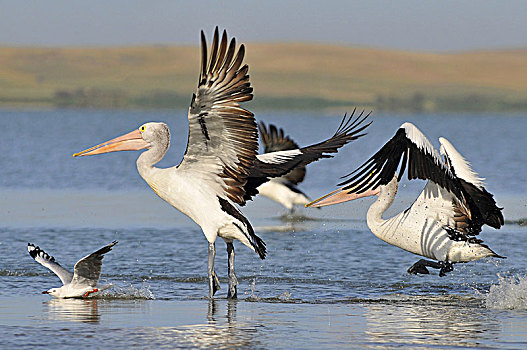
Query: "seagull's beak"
73 129 150 157
42 291 49 294
306 187 380 208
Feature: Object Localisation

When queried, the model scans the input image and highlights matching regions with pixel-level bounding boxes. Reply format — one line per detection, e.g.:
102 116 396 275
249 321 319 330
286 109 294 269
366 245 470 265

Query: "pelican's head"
139 122 170 149
73 122 169 157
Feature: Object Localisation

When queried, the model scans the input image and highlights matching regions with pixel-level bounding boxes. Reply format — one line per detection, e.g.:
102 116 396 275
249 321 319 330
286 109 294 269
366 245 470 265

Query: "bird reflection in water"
135 300 257 348
45 298 100 323
207 299 237 325
360 296 500 348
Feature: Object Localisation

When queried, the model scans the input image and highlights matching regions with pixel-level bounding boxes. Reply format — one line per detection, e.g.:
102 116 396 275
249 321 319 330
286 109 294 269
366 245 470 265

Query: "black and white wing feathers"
71 241 117 287
178 27 257 206
439 137 504 231
339 122 463 199
259 122 300 153
28 243 73 285
339 123 503 234
243 110 371 202
258 122 305 185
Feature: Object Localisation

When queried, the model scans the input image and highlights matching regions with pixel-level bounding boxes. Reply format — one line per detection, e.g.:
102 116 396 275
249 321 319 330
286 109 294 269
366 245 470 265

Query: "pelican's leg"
408 259 453 277
208 242 220 298
226 242 238 299
407 259 441 275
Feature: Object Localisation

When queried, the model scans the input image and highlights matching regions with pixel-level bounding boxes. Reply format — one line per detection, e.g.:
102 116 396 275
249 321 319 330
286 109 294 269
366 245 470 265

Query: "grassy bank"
1 44 526 112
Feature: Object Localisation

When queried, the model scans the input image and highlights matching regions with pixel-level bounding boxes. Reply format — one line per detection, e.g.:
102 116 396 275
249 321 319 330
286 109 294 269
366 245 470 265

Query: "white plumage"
28 241 117 298
73 28 371 298
308 122 504 276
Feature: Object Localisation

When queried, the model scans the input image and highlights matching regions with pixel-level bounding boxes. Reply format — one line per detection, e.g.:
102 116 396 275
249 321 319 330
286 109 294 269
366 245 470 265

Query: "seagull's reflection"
45 298 100 323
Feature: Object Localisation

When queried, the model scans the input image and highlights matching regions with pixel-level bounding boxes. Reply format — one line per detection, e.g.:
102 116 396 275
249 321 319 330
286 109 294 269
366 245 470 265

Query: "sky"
1 0 526 52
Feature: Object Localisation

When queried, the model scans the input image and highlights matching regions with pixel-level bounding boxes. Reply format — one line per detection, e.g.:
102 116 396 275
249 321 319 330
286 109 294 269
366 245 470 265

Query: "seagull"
257 112 371 214
28 241 117 298
73 27 371 298
308 122 504 276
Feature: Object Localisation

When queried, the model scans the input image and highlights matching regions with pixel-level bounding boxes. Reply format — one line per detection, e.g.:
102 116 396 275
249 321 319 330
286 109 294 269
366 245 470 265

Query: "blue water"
1 108 527 349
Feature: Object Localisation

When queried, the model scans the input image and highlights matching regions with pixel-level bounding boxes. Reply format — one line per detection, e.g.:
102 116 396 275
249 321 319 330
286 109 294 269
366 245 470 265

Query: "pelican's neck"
136 141 169 179
366 176 398 238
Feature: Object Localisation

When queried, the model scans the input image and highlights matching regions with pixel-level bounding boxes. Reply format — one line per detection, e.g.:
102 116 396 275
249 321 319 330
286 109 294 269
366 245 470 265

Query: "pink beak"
73 129 150 157
306 187 380 208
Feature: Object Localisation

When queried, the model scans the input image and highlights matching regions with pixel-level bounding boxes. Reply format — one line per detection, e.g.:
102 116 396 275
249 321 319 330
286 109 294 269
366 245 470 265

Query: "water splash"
278 290 292 301
245 278 261 301
99 281 155 300
485 274 527 310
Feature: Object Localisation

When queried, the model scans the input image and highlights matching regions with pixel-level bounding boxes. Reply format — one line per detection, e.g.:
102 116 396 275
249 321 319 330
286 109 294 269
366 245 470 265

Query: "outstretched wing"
243 110 372 202
259 122 300 153
177 27 257 205
339 122 463 198
28 243 73 285
72 241 117 287
258 122 305 185
339 123 504 234
439 137 503 231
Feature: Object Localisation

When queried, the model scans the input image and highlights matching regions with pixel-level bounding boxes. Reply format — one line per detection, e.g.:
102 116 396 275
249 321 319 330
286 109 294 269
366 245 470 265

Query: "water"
1 108 527 348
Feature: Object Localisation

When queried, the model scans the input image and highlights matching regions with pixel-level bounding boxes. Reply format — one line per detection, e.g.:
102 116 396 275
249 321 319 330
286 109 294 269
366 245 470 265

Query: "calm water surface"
1 109 527 349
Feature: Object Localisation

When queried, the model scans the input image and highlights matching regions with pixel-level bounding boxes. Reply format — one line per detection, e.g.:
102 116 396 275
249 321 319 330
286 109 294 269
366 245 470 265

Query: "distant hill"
1 44 526 112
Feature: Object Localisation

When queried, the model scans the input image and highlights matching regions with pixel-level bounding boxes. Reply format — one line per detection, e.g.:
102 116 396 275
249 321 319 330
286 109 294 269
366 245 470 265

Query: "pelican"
73 28 371 298
257 110 371 214
308 122 504 276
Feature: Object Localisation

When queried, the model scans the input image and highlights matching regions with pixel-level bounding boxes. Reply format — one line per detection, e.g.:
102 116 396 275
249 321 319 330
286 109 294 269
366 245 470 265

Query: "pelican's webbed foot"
408 259 453 277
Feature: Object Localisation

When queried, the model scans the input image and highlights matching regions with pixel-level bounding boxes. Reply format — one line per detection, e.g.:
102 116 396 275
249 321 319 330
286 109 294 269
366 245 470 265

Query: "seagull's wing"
177 27 257 206
243 110 371 202
71 241 117 287
339 122 464 200
28 243 73 285
439 137 503 231
259 122 306 185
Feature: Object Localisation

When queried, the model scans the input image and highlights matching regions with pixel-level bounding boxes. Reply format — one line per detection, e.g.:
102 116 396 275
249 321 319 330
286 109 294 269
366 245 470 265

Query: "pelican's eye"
140 125 146 132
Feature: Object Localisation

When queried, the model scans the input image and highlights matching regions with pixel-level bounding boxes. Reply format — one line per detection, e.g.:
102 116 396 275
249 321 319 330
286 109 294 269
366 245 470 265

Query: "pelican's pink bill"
73 129 149 157
306 188 380 208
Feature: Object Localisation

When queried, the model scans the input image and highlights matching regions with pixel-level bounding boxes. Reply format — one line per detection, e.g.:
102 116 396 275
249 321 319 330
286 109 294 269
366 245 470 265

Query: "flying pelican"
257 111 371 215
28 241 117 298
73 27 371 298
308 122 504 276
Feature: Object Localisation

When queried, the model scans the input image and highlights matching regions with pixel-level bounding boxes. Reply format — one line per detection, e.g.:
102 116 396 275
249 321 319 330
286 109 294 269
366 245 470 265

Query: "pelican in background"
74 28 371 298
257 110 371 215
308 122 504 276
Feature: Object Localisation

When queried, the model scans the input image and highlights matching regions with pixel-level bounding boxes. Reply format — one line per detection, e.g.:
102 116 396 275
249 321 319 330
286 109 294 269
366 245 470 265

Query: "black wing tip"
103 240 118 251
254 235 267 259
92 240 118 259
335 109 373 137
27 243 38 259
27 243 56 262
